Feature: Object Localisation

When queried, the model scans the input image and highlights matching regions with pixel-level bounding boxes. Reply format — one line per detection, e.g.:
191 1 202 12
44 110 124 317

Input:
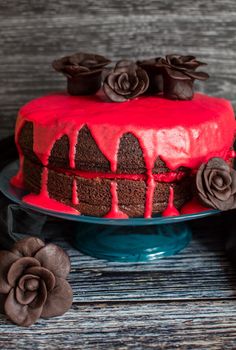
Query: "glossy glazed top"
17 92 235 172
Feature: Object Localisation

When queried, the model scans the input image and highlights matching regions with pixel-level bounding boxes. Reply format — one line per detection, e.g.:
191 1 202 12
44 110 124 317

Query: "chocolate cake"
11 53 236 218
12 92 236 218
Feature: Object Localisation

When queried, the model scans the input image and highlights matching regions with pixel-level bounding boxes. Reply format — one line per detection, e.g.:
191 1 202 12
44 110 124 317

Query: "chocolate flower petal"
0 294 7 314
131 79 146 98
165 55 206 70
163 78 193 100
231 170 236 194
103 82 127 102
210 170 232 189
208 193 234 211
211 176 224 191
196 163 206 196
7 257 40 287
211 187 232 201
116 60 134 69
210 171 231 191
198 192 216 208
138 57 166 69
165 67 191 80
108 72 132 96
129 74 139 91
119 76 132 94
220 170 232 186
0 251 18 294
4 289 43 327
207 157 229 171
18 274 40 291
52 53 111 78
34 244 70 279
61 64 89 78
15 287 38 305
26 267 56 292
185 70 209 80
30 280 48 309
203 168 215 196
107 72 120 89
41 277 73 318
11 237 45 258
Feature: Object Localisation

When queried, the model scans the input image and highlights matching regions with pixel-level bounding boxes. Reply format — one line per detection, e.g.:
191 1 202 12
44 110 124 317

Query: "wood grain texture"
67 217 236 303
1 301 236 350
0 0 236 138
1 214 236 349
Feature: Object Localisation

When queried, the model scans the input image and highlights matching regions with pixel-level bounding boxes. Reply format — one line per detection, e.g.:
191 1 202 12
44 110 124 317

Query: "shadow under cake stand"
0 161 219 262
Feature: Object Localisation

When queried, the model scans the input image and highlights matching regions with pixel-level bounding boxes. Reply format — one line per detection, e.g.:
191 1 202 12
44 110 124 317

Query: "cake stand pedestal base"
74 222 192 262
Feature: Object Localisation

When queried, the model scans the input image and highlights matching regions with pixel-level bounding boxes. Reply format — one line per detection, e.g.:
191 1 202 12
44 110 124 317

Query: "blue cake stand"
0 161 219 262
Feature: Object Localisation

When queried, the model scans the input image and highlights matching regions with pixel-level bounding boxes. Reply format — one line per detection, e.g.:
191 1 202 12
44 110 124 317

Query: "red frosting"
12 92 236 218
22 167 79 214
162 187 180 217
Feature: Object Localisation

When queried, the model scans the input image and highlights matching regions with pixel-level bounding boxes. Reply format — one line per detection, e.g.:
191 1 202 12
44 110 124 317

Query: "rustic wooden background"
1 1 236 349
0 0 236 139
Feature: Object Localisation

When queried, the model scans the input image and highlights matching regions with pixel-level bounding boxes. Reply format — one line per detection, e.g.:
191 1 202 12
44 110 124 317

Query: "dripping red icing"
23 168 79 214
13 92 236 218
72 178 79 205
104 181 128 219
144 172 156 218
11 162 24 188
162 187 180 217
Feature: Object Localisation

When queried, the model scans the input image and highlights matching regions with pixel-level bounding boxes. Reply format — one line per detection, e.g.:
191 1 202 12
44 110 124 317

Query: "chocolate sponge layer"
19 121 192 217
23 158 192 217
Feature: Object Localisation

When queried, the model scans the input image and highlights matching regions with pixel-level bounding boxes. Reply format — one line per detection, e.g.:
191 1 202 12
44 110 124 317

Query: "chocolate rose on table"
103 60 149 102
139 55 209 100
0 237 73 327
196 158 236 211
52 53 111 95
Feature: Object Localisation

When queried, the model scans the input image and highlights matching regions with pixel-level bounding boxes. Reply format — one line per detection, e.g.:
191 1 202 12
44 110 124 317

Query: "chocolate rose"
103 60 149 102
196 158 236 211
139 54 209 100
0 237 73 326
52 53 111 95
138 57 165 94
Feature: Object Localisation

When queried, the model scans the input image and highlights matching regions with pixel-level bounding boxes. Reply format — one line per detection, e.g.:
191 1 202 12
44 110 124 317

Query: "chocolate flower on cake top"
52 52 111 95
0 237 73 327
103 60 149 102
196 157 236 211
139 54 209 100
138 57 165 93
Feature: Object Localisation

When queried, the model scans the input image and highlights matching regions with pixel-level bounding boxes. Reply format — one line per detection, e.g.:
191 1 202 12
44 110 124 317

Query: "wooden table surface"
0 208 236 349
1 1 236 348
1 0 236 139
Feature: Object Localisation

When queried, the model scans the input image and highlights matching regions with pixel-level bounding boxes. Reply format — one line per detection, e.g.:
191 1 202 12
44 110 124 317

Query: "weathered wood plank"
51 216 235 302
1 1 236 137
1 0 236 16
0 301 236 350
